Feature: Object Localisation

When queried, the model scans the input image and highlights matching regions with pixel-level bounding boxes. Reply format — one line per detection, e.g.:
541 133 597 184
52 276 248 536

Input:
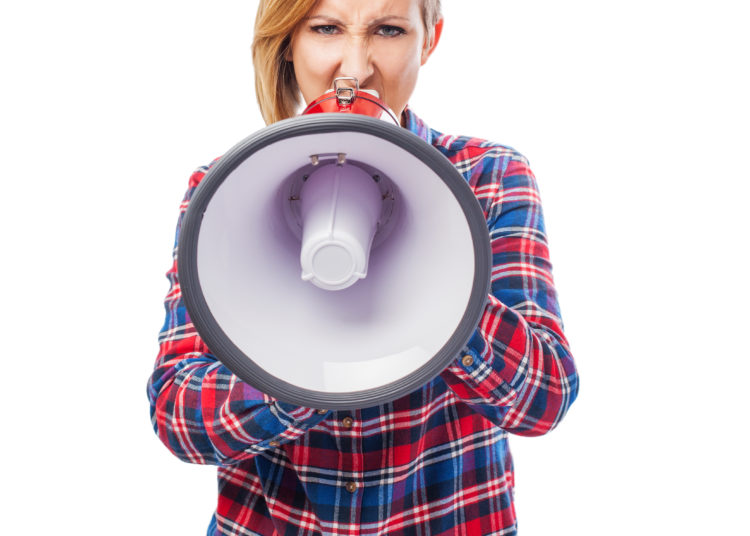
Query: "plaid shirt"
148 109 579 536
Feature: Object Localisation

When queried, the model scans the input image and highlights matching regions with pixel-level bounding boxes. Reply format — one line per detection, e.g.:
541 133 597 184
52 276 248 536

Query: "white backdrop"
1 1 748 534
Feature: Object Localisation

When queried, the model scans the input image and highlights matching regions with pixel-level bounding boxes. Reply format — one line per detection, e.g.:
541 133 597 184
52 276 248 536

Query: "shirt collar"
402 107 433 145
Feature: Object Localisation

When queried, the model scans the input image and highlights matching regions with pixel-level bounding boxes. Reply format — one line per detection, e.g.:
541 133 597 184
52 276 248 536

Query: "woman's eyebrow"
305 15 344 24
368 16 411 26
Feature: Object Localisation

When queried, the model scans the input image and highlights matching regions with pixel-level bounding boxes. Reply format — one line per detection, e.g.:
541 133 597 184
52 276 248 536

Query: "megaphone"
178 78 491 410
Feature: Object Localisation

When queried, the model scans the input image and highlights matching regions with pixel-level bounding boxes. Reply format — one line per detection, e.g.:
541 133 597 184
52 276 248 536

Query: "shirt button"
342 417 354 428
462 355 474 367
268 441 280 447
345 481 358 493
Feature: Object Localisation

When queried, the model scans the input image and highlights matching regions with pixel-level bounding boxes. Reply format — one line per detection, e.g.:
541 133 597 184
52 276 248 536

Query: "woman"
148 0 579 534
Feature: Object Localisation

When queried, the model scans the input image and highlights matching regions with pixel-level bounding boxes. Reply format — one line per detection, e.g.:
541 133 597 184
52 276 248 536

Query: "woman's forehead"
306 0 422 22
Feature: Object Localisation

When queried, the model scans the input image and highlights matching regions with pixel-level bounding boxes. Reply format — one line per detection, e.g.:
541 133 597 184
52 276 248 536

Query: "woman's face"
289 0 440 121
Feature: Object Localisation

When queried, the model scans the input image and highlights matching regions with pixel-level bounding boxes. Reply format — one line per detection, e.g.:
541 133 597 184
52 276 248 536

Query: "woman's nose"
338 38 374 87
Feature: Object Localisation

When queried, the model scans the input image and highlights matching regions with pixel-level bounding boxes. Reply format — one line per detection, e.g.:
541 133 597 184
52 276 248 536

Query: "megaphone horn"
178 79 491 410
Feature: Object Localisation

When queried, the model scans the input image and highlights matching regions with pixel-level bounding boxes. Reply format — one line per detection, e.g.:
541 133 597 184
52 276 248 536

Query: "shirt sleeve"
147 164 329 466
440 148 579 437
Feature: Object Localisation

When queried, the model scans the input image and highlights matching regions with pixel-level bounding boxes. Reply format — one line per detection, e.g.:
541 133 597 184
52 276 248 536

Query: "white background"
1 0 748 534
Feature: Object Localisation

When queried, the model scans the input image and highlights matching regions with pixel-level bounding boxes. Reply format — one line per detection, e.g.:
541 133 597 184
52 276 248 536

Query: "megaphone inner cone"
299 162 382 290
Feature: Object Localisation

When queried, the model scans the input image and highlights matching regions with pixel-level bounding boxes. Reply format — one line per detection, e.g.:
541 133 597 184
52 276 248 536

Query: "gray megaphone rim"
178 113 491 410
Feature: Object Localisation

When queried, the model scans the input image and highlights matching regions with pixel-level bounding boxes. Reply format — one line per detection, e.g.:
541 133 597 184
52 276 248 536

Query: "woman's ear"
421 18 444 65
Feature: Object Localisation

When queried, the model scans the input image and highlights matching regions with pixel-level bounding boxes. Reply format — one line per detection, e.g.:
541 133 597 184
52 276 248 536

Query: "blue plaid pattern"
148 109 579 535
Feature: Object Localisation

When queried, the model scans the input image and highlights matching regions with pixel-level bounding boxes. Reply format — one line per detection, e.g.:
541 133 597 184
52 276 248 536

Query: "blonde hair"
252 0 442 125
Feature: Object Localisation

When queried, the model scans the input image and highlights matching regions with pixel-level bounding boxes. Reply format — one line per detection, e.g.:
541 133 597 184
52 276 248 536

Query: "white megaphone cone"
177 77 492 409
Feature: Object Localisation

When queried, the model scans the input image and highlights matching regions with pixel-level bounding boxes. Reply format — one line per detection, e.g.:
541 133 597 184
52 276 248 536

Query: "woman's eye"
376 25 406 37
312 25 339 35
